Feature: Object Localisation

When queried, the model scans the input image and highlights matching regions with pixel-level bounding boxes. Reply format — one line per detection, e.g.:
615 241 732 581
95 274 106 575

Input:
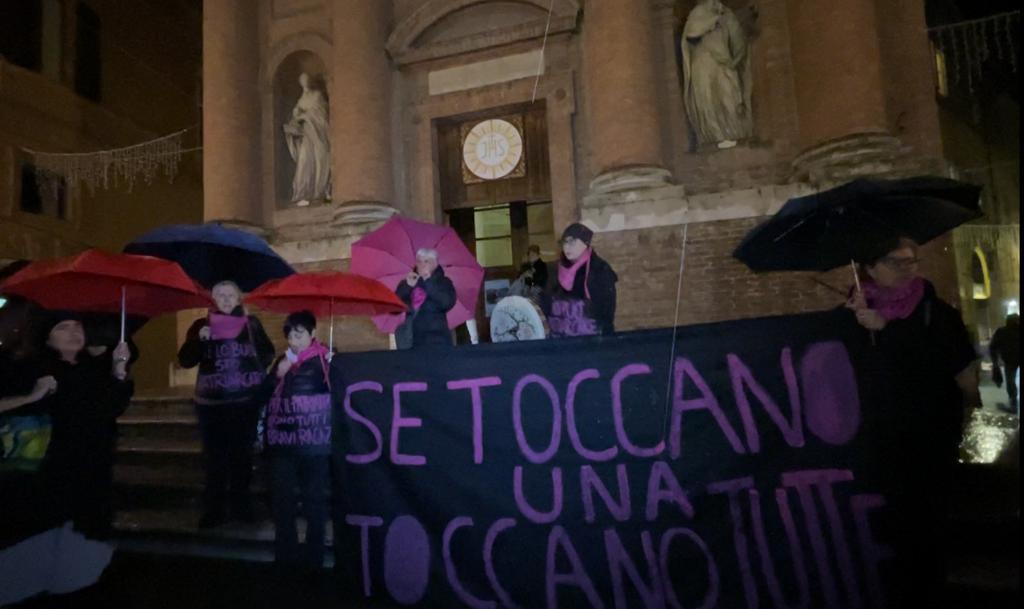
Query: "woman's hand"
198 326 212 341
277 358 293 378
112 341 130 380
846 291 887 331
405 271 419 287
854 309 887 331
31 376 58 400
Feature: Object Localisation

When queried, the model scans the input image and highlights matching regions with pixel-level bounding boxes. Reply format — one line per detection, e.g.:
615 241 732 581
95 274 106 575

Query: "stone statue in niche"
680 0 757 149
283 72 331 206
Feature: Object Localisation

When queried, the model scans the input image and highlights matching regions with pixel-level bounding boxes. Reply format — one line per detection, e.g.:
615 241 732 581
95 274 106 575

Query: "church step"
112 508 335 564
126 396 196 418
116 437 203 469
112 464 271 511
118 414 199 443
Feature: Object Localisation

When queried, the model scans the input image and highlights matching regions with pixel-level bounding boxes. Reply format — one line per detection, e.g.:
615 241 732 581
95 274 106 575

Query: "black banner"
331 310 940 609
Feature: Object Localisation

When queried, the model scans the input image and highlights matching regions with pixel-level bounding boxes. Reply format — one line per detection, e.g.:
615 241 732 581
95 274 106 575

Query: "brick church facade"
193 0 960 360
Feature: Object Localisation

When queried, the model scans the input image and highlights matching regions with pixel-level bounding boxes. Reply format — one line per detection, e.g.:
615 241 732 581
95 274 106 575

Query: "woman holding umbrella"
29 312 134 537
847 235 981 430
178 280 276 527
846 235 980 606
394 248 457 348
263 310 334 569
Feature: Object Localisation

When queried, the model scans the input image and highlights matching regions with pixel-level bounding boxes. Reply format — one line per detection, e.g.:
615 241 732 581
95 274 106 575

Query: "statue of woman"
681 0 754 149
283 73 331 206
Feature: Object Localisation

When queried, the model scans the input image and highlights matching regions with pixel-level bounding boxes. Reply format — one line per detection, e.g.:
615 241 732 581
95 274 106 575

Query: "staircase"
112 396 281 562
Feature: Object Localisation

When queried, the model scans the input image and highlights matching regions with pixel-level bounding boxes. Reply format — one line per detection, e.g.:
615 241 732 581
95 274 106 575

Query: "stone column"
202 0 262 225
330 0 394 208
581 0 671 193
787 0 901 181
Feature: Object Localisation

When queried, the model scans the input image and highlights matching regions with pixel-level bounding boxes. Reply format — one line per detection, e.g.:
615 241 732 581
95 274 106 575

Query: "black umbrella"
123 223 294 292
733 176 983 273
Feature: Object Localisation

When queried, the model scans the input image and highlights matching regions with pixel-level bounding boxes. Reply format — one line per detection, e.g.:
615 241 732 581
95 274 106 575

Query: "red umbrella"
245 271 406 349
0 249 211 341
350 216 484 333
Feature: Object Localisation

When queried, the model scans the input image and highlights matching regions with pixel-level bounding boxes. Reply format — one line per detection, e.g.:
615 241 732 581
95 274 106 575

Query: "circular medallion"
462 119 524 181
490 296 548 342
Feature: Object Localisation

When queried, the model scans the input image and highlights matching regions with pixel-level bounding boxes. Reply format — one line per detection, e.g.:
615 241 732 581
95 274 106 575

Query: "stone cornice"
581 182 815 233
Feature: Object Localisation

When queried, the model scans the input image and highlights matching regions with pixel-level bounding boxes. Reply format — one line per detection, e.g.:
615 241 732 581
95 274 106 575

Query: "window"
971 247 991 300
526 202 557 259
0 1 43 71
20 164 68 220
41 0 62 80
474 206 513 268
448 201 556 269
934 44 949 97
75 3 102 101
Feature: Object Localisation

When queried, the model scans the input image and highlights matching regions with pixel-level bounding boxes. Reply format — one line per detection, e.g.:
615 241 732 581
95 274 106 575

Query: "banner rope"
531 0 556 103
662 220 690 441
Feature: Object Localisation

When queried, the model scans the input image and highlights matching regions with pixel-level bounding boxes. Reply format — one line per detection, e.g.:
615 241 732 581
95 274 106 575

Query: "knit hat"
559 223 594 246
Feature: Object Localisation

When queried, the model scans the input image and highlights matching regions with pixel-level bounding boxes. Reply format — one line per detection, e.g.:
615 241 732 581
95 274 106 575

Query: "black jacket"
36 352 134 536
543 250 618 336
264 352 335 456
395 267 457 347
177 307 275 405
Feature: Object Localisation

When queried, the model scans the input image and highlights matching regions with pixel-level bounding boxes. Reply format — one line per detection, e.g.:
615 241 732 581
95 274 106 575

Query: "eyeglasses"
880 255 920 270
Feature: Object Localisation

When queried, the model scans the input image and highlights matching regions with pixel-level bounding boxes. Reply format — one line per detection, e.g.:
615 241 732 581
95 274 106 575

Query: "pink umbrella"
350 216 484 333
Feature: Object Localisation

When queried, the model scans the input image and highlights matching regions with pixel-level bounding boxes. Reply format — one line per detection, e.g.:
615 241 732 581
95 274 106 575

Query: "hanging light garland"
21 127 197 196
930 11 1020 94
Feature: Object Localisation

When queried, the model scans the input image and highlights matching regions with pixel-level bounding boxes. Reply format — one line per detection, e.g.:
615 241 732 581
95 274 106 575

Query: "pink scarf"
861 277 926 321
209 312 248 340
411 287 427 311
275 340 331 397
558 248 592 299
291 340 330 369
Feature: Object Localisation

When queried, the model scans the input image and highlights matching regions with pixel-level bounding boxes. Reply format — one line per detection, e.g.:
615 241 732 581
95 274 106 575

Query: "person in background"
178 280 275 528
521 244 549 291
990 313 1020 413
263 311 333 569
394 248 456 348
542 223 618 338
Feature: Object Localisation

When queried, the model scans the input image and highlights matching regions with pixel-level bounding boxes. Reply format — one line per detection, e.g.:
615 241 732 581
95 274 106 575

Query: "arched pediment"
387 0 580 66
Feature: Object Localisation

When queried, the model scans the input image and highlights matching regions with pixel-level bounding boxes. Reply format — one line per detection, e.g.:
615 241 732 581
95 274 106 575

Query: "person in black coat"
394 248 457 348
845 236 979 606
177 280 275 528
990 313 1020 412
542 223 618 337
29 312 133 538
520 244 549 290
263 311 335 569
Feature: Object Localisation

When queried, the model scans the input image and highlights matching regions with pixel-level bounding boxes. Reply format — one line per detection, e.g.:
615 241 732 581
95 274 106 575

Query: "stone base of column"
204 219 269 238
331 202 400 226
588 166 673 195
791 133 913 185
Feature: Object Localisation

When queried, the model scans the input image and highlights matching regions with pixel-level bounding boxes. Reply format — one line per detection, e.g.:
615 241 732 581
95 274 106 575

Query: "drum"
490 295 548 342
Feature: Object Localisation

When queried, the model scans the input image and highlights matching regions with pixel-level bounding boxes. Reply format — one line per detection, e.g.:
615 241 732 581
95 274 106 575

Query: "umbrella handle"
329 298 334 352
849 260 862 294
120 286 126 344
850 260 876 346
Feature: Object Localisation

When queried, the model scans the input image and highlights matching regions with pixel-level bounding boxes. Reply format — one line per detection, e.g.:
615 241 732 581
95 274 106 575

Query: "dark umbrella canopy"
123 223 294 292
733 176 983 272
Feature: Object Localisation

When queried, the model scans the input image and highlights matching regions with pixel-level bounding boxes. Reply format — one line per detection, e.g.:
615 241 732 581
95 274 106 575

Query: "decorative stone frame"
260 32 333 225
387 0 580 66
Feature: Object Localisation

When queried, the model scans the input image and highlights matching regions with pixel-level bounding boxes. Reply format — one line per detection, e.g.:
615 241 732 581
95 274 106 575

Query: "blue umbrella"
124 223 294 291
